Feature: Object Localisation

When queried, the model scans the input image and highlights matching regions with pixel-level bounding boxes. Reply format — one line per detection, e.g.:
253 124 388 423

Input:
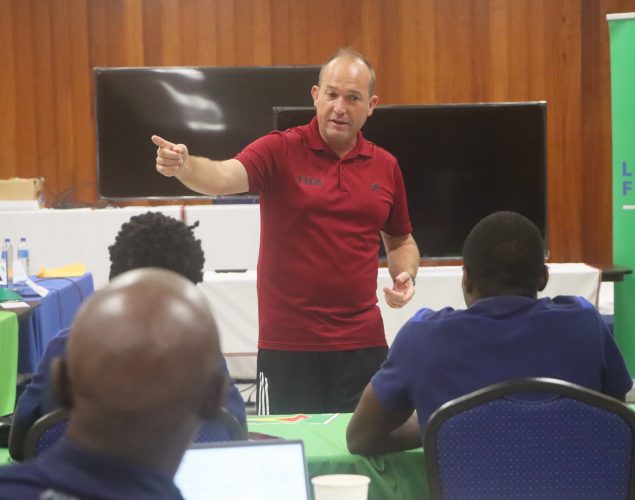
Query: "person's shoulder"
270 120 311 139
0 462 55 500
540 295 597 312
54 327 72 340
412 306 460 321
248 126 304 153
32 328 71 367
534 296 604 331
47 328 71 351
391 307 466 355
401 306 462 334
361 137 398 164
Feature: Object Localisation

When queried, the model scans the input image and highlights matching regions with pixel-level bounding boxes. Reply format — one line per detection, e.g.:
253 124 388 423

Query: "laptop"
174 439 310 500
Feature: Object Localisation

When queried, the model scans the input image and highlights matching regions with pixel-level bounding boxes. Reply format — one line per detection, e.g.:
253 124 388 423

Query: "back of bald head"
66 268 223 422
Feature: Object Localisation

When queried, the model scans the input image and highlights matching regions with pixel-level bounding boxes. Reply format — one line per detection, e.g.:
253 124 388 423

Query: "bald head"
57 268 225 474
319 47 376 95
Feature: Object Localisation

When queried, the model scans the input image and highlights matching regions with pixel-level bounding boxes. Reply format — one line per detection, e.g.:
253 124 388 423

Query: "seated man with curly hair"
9 211 246 460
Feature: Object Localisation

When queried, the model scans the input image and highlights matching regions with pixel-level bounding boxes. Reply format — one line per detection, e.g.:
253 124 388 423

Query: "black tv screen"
95 65 320 199
274 103 547 259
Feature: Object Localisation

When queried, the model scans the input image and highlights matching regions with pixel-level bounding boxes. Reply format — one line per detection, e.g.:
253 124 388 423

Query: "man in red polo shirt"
153 48 420 414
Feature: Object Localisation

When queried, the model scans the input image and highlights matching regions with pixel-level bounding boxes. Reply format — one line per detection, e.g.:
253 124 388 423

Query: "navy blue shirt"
0 438 183 499
14 329 246 435
372 295 633 429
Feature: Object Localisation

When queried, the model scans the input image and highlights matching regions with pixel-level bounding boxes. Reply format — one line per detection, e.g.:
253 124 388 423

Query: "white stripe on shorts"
257 371 270 415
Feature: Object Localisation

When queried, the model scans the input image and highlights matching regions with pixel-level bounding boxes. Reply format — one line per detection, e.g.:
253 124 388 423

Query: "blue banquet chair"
424 377 635 500
195 407 247 443
22 406 246 459
23 408 70 459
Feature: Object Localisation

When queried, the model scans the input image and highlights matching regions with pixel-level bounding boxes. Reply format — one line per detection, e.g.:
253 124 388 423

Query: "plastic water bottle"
18 237 30 276
2 238 14 288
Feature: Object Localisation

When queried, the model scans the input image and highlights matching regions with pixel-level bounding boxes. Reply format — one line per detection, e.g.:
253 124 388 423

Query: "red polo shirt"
236 118 412 351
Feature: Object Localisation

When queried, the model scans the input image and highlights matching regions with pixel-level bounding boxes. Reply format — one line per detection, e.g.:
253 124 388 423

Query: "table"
202 264 601 380
13 274 94 373
247 413 427 500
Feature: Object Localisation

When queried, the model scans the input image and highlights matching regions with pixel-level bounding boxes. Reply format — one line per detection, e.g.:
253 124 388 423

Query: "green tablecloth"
247 413 428 500
0 311 18 417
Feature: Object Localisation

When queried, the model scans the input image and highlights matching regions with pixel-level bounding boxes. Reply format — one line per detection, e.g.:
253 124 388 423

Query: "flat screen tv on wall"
274 103 547 259
95 65 320 199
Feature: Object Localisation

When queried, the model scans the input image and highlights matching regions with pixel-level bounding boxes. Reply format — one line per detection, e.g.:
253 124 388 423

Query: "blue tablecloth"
16 274 94 373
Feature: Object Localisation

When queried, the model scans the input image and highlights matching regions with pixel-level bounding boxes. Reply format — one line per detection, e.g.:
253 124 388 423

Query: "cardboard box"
0 177 45 207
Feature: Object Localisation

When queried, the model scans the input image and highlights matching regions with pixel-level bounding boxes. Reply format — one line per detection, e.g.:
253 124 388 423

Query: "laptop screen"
174 439 310 500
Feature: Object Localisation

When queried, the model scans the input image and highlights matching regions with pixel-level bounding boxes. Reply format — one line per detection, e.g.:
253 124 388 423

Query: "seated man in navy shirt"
347 211 633 455
0 268 228 499
9 212 246 460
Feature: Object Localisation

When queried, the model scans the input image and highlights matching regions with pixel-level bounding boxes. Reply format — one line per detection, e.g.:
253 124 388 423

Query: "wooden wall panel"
0 0 17 177
545 1 584 260
12 0 37 181
31 1 56 191
3 0 635 263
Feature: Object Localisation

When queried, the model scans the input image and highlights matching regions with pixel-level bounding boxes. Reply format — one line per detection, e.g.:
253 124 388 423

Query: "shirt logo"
370 182 380 192
297 176 322 186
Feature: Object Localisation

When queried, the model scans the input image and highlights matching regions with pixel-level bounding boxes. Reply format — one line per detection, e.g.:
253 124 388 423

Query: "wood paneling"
3 0 635 263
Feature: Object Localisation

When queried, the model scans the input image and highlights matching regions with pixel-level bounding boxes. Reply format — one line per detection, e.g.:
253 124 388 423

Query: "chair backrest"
424 377 635 500
194 407 247 443
23 407 70 459
22 406 245 459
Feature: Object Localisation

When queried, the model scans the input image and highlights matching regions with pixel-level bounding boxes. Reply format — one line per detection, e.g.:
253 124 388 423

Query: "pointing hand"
152 135 189 177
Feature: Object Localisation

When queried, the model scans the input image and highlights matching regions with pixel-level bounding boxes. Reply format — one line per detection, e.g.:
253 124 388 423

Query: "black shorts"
256 347 387 415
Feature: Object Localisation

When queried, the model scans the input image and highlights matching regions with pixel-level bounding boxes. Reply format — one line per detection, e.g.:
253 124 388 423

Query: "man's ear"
367 95 379 116
311 85 319 106
462 266 475 294
462 266 475 307
538 264 549 292
51 357 73 410
199 372 229 420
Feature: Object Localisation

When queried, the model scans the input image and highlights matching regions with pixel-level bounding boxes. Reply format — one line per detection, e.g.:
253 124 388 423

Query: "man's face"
311 57 378 154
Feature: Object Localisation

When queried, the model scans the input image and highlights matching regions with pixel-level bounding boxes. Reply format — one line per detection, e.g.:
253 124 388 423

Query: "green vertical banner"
608 13 635 374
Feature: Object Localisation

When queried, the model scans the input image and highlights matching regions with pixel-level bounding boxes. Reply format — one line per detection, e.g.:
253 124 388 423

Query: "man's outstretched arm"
152 135 249 195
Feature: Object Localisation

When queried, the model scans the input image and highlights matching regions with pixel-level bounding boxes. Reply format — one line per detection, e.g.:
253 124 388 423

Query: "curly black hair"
108 212 205 284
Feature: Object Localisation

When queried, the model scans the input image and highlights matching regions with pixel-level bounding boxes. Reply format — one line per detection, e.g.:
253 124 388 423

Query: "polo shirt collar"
468 295 540 316
303 117 373 159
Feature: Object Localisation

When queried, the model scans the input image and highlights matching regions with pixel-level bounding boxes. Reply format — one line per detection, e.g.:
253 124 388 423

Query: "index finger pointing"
151 135 175 150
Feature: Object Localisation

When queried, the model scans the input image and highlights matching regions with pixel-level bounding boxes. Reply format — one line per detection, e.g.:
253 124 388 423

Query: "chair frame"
22 405 245 459
424 377 635 500
210 406 248 441
22 407 70 460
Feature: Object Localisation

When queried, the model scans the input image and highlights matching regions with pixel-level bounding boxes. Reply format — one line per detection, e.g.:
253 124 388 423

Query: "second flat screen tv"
274 103 547 259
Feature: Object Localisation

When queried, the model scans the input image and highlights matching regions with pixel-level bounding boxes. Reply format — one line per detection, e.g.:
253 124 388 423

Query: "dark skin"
346 265 551 456
51 268 227 476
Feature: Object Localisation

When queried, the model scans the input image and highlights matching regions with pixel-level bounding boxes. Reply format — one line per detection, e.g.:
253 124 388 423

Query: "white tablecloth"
1 204 261 289
0 206 183 288
199 263 601 380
